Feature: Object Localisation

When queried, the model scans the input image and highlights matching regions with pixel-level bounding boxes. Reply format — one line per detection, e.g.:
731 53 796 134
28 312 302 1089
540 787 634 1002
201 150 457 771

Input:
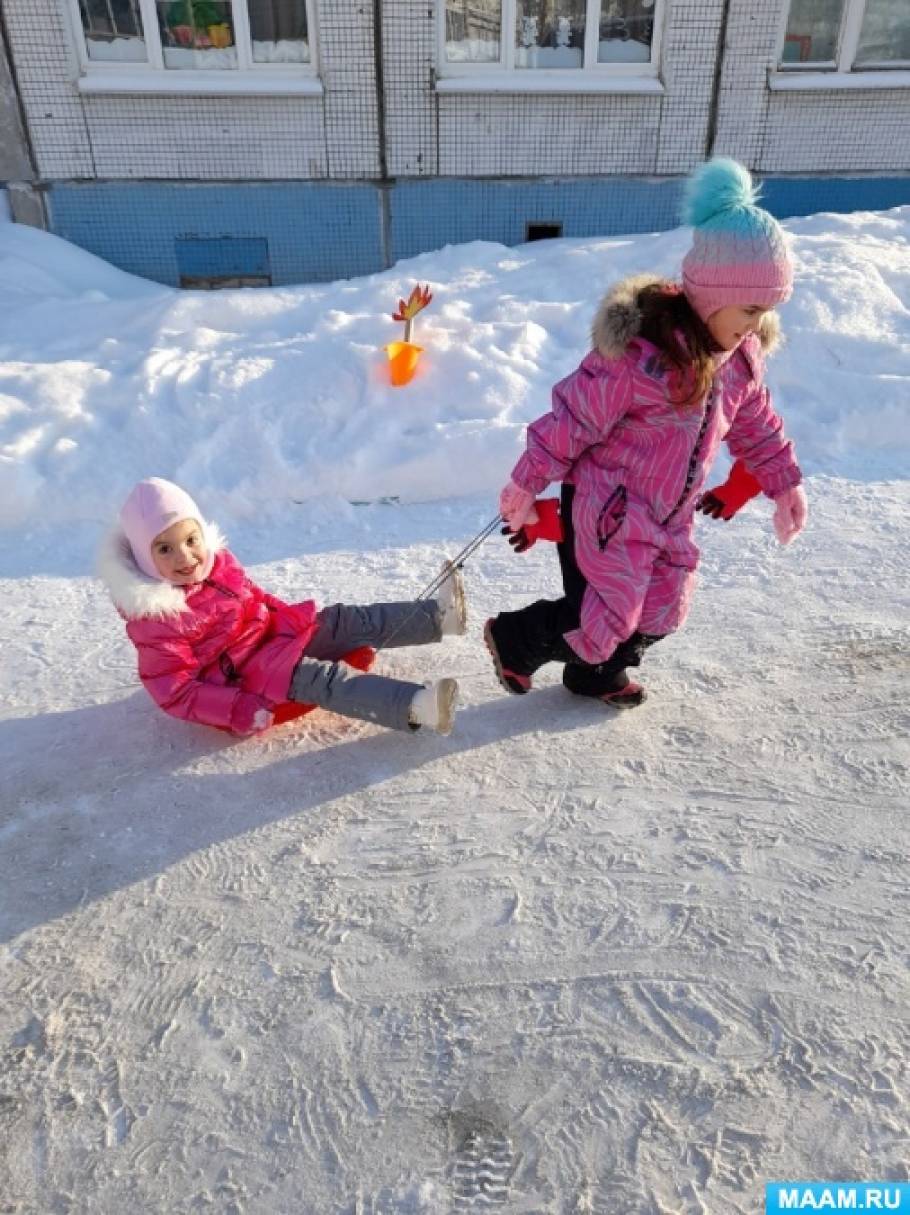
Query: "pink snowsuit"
509 278 802 665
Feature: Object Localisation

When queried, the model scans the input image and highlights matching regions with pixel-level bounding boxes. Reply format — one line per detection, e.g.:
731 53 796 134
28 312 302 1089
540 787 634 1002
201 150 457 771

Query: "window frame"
435 0 664 84
65 0 322 93
776 0 910 73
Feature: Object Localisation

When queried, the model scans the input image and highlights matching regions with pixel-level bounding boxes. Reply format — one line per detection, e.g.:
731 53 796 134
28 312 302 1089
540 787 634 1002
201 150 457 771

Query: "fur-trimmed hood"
97 519 227 619
590 274 782 361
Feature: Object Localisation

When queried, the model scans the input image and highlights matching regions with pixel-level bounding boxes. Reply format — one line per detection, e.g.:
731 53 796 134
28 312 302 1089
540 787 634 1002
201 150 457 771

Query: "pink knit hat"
120 477 210 580
681 158 794 323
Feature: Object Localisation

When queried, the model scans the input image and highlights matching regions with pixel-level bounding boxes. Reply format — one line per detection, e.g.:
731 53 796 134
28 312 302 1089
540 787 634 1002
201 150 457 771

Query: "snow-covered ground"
0 211 908 1213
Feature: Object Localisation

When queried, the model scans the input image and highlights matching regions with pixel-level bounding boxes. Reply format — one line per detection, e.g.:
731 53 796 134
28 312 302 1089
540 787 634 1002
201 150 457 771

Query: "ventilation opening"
175 236 271 290
180 274 272 290
526 222 563 242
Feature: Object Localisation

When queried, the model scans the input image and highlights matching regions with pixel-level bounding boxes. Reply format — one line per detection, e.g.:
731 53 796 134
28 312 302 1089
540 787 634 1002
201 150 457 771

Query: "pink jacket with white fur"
98 524 318 734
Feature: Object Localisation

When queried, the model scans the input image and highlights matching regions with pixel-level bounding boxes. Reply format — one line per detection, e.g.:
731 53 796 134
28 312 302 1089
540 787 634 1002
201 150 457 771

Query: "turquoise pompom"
683 157 760 226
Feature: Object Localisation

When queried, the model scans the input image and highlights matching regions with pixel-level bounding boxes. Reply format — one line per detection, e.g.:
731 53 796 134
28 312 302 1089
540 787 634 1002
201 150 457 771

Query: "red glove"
697 460 762 521
502 497 564 553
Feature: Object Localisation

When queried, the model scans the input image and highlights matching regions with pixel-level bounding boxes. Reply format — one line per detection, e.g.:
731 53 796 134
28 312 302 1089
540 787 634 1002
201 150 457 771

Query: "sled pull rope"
369 514 503 656
413 514 503 603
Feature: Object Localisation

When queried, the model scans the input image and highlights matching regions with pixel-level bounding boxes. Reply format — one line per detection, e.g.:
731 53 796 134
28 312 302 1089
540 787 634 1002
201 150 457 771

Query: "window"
780 0 910 70
440 0 662 77
69 0 318 83
78 0 147 61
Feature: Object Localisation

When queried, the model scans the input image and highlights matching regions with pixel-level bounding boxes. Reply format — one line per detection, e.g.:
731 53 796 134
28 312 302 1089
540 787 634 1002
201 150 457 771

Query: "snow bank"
0 209 907 532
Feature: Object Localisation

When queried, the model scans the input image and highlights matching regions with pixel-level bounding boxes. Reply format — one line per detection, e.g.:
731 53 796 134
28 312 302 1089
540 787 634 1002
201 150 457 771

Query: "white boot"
409 678 458 735
437 561 467 636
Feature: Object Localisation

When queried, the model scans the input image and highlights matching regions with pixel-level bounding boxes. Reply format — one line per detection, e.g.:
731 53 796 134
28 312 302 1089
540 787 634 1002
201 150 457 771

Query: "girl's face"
707 304 771 351
151 518 208 584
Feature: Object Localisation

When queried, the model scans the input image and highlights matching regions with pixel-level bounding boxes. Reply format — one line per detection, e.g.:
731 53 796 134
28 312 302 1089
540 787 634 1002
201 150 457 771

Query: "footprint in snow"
448 1114 515 1210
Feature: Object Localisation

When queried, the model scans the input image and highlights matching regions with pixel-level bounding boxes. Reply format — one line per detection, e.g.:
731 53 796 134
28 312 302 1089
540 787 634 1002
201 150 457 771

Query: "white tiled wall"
3 0 909 182
655 0 723 174
320 0 382 178
759 91 910 172
438 93 663 176
383 0 437 176
83 95 329 178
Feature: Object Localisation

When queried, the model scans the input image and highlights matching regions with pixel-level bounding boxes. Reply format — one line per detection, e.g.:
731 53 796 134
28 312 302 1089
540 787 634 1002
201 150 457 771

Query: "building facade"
1 0 908 285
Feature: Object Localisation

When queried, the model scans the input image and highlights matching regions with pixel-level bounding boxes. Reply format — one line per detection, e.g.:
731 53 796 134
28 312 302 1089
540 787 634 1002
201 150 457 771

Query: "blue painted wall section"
49 182 385 286
389 177 687 260
758 175 910 219
47 175 910 287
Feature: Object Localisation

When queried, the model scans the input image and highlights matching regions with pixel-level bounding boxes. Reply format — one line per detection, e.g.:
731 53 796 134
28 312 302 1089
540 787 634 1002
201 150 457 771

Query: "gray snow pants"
288 600 442 732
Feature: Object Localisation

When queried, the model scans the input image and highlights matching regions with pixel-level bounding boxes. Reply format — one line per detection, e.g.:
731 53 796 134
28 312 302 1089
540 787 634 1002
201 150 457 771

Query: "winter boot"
437 561 467 636
563 662 646 708
409 678 459 735
484 618 532 695
599 681 646 708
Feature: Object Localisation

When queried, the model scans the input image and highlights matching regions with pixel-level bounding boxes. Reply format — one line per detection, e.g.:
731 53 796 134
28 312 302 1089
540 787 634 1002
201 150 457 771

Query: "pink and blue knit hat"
681 158 793 323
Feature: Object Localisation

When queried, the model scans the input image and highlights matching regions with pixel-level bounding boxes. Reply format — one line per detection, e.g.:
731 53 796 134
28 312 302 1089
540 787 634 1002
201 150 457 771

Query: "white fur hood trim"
97 519 227 619
591 274 782 360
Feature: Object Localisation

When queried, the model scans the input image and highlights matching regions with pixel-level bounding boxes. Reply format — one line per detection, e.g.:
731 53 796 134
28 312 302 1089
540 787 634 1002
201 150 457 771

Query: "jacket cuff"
510 454 550 498
760 466 803 499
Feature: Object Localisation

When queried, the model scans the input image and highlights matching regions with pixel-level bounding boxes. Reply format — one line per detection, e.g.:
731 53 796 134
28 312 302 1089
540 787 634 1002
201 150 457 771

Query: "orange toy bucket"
385 341 424 386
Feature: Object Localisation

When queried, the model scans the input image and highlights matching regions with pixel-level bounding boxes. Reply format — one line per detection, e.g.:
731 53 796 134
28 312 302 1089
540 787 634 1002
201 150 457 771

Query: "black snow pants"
491 484 664 697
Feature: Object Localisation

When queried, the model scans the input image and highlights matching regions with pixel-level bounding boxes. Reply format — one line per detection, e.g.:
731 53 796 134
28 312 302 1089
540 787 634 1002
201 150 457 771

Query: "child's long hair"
636 282 717 408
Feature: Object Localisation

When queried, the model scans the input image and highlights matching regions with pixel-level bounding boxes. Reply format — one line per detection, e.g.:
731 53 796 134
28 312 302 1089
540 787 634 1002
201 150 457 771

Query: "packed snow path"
2 480 907 1213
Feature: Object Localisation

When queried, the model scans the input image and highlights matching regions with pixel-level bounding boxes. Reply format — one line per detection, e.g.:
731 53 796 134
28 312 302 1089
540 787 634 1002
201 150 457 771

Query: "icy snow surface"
0 211 908 1213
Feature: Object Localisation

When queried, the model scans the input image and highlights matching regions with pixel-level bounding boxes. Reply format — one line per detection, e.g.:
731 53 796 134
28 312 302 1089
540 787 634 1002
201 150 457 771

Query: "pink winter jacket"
512 276 801 517
99 525 318 735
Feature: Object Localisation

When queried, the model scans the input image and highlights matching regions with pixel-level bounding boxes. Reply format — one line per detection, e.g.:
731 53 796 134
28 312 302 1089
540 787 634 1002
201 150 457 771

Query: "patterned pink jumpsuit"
502 329 802 674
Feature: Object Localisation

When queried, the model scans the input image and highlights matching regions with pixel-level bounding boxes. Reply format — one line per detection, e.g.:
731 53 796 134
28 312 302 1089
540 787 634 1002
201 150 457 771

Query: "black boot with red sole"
484 618 533 695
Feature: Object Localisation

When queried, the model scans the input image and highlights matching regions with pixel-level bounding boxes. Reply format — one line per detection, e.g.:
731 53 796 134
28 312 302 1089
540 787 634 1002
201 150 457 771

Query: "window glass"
855 0 910 64
79 0 148 61
445 0 501 62
158 0 238 68
782 0 845 64
515 0 585 69
248 0 310 63
598 0 654 64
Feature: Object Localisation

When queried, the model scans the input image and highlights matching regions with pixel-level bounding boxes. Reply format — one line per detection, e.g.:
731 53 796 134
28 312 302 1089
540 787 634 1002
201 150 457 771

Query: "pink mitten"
772 485 808 546
498 481 538 531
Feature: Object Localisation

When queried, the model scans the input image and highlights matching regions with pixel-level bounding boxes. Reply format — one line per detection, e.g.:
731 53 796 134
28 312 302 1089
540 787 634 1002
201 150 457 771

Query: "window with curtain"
443 0 660 73
72 0 314 70
781 0 909 69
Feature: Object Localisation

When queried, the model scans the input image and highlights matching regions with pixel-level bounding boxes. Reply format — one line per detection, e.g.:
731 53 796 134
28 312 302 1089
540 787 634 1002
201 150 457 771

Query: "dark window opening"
526 222 563 242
